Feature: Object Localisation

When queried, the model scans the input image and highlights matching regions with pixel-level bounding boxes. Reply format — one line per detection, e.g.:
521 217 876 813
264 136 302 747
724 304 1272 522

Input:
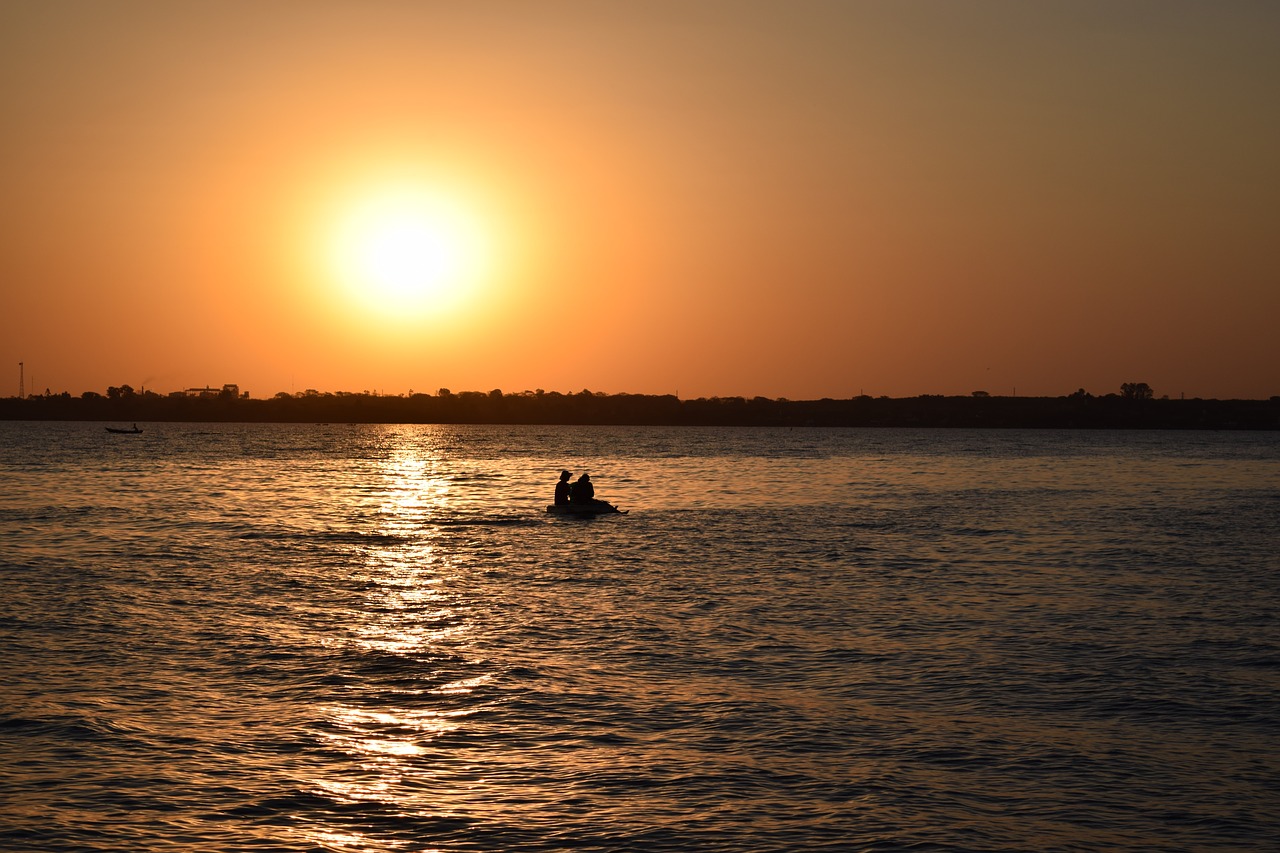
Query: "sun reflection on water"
302 428 494 842
321 704 472 758
375 449 454 533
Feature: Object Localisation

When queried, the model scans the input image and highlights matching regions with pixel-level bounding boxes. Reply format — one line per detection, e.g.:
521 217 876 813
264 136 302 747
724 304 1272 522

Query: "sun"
326 184 491 320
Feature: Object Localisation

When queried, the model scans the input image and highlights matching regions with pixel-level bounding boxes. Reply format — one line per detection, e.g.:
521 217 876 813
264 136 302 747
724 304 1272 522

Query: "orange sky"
3 1 1278 401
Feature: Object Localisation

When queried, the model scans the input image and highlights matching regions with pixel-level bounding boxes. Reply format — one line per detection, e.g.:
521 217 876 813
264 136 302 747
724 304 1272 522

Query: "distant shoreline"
3 391 1278 430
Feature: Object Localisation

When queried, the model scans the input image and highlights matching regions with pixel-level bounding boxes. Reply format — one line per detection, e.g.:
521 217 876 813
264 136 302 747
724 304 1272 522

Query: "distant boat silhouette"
105 424 143 434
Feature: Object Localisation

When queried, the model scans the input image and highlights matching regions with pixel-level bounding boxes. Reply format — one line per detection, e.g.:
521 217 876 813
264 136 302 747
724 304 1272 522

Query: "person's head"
578 473 590 481
560 470 572 481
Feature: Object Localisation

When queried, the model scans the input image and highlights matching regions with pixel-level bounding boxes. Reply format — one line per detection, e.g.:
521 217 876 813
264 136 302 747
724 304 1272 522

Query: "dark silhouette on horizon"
2 384 1278 429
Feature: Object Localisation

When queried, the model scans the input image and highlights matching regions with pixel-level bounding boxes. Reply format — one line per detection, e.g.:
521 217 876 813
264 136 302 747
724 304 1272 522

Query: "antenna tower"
18 362 23 400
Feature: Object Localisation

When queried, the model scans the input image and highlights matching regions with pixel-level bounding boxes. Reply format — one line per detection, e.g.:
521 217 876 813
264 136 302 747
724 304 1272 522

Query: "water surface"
2 423 1278 851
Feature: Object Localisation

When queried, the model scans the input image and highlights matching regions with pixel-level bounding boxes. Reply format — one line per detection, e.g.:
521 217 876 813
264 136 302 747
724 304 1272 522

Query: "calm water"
2 422 1278 852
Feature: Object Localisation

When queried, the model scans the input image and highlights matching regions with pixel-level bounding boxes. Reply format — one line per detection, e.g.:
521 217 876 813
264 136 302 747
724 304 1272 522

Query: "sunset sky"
3 1 1277 401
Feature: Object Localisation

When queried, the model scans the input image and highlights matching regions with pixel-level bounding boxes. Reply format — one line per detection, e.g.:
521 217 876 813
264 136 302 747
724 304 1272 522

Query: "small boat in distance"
105 424 143 434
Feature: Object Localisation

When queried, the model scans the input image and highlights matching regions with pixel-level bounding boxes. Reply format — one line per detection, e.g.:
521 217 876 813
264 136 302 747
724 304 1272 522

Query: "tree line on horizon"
3 383 1277 429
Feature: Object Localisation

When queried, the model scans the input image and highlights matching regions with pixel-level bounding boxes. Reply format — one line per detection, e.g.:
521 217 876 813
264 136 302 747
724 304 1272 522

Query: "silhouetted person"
555 470 573 505
571 473 594 504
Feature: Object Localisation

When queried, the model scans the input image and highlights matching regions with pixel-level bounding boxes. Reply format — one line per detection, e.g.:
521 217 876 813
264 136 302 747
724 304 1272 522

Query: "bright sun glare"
327 185 491 320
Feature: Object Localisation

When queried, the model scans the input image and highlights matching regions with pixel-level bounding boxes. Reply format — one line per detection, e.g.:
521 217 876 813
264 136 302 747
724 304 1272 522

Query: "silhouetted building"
183 384 244 399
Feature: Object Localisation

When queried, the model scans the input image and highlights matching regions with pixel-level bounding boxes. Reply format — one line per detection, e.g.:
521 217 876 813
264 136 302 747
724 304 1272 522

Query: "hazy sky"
3 0 1277 400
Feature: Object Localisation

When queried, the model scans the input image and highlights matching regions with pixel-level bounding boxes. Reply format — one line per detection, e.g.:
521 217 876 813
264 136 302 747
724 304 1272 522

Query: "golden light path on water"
298 436 495 851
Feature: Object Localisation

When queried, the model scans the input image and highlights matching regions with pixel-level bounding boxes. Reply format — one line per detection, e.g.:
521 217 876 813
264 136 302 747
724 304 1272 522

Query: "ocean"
2 422 1277 852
